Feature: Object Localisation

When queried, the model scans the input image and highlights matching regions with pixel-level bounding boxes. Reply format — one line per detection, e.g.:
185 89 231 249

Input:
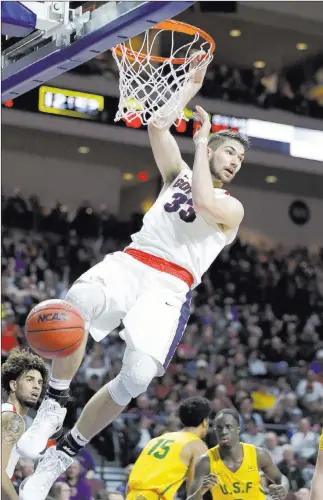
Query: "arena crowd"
2 190 323 500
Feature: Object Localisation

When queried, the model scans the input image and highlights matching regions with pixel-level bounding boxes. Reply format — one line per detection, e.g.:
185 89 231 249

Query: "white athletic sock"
49 376 71 391
71 426 89 447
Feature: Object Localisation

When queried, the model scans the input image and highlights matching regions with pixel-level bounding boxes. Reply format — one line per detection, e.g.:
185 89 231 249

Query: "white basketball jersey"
128 167 239 286
1 402 25 478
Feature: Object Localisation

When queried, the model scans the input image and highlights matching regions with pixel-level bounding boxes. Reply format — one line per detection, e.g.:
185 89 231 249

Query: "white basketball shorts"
73 250 192 374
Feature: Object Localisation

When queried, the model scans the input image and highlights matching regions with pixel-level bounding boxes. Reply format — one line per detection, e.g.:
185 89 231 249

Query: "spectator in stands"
20 459 35 481
264 432 284 465
309 349 323 382
299 456 316 488
238 397 264 428
116 464 133 496
290 419 319 462
240 417 265 447
248 350 267 377
284 392 301 417
212 383 234 411
279 446 306 492
121 416 152 464
251 384 277 412
48 483 71 500
81 343 110 384
129 394 156 419
57 460 92 500
265 401 293 429
12 462 23 492
296 371 323 413
1 309 23 354
78 448 96 479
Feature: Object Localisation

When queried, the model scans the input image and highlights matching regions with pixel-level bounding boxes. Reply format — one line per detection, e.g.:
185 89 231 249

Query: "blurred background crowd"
79 50 323 120
2 190 323 500
200 57 323 119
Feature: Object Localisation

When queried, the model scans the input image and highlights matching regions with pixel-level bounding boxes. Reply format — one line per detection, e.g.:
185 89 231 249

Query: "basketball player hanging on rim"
18 53 249 497
1 349 48 500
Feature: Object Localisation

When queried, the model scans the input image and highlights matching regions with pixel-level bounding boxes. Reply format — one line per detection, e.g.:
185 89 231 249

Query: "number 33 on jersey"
129 167 239 288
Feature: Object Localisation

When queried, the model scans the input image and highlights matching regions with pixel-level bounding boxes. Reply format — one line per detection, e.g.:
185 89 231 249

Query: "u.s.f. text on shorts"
75 251 192 373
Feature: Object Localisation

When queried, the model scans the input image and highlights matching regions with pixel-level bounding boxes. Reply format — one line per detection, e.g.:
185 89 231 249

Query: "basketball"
25 300 85 359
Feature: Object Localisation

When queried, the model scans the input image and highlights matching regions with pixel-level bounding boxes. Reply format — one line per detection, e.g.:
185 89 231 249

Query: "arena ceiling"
2 125 323 200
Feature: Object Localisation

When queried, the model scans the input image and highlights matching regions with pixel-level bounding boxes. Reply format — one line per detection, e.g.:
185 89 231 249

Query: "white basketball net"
111 26 213 128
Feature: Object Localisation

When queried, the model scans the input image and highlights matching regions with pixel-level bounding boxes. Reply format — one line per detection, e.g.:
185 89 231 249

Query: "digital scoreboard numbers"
38 86 104 119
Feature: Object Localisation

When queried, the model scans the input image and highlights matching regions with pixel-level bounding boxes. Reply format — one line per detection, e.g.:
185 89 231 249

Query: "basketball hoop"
111 20 215 128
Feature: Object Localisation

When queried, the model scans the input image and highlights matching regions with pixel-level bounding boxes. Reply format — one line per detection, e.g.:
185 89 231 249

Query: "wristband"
194 137 208 146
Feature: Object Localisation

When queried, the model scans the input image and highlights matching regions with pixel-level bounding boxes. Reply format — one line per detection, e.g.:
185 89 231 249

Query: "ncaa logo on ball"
37 312 68 323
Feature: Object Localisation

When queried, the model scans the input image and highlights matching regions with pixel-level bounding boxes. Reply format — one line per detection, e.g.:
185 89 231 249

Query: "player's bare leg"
72 385 124 439
51 332 89 381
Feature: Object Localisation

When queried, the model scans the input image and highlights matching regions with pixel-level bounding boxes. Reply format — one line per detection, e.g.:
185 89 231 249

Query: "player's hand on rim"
193 105 211 145
201 473 219 493
188 50 208 86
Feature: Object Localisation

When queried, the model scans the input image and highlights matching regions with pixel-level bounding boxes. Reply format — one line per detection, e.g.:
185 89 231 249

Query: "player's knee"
65 281 106 329
107 352 158 406
124 353 158 396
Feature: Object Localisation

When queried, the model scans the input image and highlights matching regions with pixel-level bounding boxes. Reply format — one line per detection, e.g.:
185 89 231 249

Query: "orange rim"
112 19 215 64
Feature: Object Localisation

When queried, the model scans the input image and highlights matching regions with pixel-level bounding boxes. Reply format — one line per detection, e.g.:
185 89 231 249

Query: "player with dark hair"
187 409 289 500
1 349 48 500
125 396 211 500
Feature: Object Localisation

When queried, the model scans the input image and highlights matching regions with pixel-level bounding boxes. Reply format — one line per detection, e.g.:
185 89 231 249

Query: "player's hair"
214 408 240 426
1 348 48 395
208 130 250 152
178 396 211 427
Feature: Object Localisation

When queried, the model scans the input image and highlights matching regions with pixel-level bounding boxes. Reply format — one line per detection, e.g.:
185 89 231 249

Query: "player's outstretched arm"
191 106 244 229
1 412 24 500
148 53 208 185
257 447 289 499
186 454 217 500
310 441 323 500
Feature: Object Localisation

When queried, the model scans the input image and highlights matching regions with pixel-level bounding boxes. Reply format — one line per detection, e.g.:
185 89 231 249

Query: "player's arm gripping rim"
191 106 244 230
1 412 25 500
186 454 218 500
309 438 323 500
256 447 289 500
148 52 208 185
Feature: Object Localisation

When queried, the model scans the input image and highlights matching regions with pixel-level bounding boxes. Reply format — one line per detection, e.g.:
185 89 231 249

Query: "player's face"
214 414 240 448
209 139 245 183
12 370 44 408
